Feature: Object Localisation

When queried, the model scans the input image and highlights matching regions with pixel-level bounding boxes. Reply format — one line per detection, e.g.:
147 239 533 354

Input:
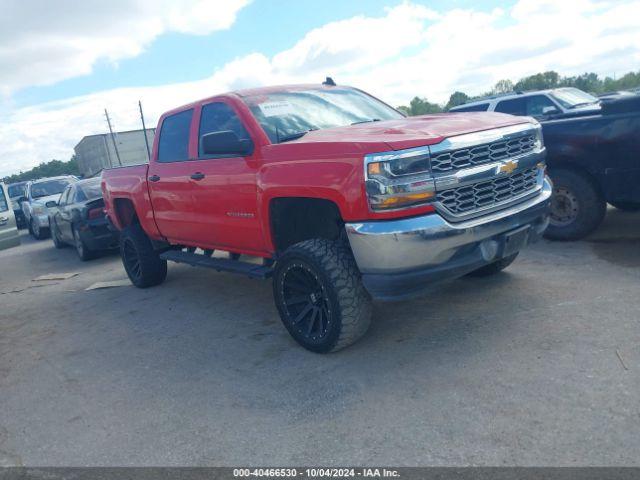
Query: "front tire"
467 253 519 277
273 239 372 353
609 201 640 212
545 168 606 241
120 224 167 288
73 227 95 261
52 223 66 249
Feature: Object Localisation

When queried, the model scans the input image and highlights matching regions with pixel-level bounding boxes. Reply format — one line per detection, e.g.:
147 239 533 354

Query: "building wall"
75 129 155 177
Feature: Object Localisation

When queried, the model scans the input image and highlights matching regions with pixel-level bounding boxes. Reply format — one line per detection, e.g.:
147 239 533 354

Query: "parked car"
103 82 551 353
22 176 77 240
451 88 640 239
0 183 20 251
48 177 119 260
7 181 28 229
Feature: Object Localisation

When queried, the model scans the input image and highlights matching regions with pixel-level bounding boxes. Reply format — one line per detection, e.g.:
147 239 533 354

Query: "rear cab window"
451 103 489 112
158 109 194 162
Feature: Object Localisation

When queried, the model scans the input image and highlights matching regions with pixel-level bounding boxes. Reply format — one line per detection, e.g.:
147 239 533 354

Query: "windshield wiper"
278 128 317 143
351 118 381 125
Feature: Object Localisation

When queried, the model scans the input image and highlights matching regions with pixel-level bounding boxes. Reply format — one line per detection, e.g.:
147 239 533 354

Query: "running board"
160 250 273 279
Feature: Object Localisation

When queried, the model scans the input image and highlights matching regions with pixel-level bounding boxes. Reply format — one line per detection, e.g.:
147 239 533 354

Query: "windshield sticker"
259 101 295 117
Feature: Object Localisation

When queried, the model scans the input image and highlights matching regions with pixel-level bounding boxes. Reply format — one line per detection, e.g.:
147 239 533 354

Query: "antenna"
138 100 152 162
322 77 336 86
104 109 122 167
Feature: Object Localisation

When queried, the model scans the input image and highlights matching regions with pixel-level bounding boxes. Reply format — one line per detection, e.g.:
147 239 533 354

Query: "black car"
452 88 640 239
48 177 119 260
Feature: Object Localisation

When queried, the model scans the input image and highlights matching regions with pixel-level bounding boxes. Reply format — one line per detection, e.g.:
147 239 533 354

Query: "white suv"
449 87 601 119
22 176 77 240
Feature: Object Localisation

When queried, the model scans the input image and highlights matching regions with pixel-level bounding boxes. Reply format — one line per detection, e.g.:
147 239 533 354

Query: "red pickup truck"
102 82 552 353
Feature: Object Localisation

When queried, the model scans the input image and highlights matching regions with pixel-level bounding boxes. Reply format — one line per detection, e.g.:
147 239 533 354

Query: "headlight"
32 204 45 215
532 123 544 150
364 147 436 211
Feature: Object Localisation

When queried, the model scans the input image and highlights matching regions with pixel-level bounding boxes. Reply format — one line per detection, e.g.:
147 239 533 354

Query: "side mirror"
45 200 58 208
542 106 560 115
18 196 27 204
200 130 253 157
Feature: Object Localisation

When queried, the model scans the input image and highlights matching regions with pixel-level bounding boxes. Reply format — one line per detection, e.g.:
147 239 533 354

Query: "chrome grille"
431 134 536 173
437 167 538 215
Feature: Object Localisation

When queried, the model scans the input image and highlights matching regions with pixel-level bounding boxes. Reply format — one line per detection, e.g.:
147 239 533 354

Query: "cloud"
0 0 250 92
2 0 640 177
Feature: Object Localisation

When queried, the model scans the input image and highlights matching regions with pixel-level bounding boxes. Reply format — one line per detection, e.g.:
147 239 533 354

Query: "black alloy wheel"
280 262 331 344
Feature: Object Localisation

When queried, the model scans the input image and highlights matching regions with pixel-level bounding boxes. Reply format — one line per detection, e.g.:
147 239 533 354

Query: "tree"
398 96 443 116
2 156 80 184
492 79 514 94
514 71 560 91
445 91 470 110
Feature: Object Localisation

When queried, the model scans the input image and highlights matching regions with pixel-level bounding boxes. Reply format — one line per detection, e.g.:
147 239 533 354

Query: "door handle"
190 172 205 181
0 216 7 226
148 175 161 182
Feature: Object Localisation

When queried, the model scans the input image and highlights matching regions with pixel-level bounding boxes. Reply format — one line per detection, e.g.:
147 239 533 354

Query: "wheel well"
270 198 344 253
547 161 604 198
113 198 139 228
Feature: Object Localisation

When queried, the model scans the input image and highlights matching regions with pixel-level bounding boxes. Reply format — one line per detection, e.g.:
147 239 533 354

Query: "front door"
183 101 264 253
0 184 20 251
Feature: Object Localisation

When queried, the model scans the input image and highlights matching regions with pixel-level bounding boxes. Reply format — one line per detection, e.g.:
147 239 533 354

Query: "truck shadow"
586 207 640 268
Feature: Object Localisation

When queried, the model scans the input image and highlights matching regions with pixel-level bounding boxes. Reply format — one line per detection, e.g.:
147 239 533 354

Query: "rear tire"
545 168 606 241
467 253 519 277
273 238 372 353
73 226 95 261
120 224 167 288
609 201 640 212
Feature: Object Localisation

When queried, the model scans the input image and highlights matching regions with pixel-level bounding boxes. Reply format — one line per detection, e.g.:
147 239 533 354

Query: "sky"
1 0 639 177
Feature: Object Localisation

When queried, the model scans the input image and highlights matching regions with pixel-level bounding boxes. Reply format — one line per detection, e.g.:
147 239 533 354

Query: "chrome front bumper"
345 177 552 300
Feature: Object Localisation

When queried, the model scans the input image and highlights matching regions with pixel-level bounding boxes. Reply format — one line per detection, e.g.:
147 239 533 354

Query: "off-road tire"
467 253 519 277
609 201 640 212
545 168 606 241
273 238 372 353
120 224 167 288
52 223 66 249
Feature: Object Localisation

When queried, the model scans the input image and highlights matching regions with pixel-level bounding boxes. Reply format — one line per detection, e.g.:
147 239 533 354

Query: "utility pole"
138 100 152 162
104 109 122 167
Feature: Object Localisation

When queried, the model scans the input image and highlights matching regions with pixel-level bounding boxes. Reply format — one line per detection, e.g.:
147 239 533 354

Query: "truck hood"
283 112 534 151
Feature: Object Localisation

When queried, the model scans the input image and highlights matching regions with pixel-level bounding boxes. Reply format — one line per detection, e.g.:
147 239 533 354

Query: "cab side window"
158 109 194 163
495 98 527 116
198 102 250 157
526 95 559 117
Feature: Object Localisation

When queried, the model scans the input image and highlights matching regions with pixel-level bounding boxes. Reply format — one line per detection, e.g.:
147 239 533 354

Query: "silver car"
22 176 78 240
0 183 20 251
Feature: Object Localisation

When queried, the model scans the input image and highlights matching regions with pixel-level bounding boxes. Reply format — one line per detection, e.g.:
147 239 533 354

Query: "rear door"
0 184 20 251
147 108 198 242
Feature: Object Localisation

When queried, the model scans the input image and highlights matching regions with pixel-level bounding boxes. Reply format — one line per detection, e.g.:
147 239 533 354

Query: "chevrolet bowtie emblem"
497 160 518 175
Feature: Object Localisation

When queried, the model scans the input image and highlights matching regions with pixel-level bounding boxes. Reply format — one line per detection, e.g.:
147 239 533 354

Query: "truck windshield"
30 179 72 199
242 88 404 143
550 88 599 109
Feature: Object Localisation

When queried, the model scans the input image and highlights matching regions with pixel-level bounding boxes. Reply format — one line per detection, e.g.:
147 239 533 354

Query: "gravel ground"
0 208 638 466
